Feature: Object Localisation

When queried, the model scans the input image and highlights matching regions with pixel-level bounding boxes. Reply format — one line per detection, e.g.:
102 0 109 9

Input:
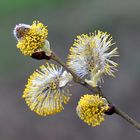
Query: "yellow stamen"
17 21 48 56
76 94 109 127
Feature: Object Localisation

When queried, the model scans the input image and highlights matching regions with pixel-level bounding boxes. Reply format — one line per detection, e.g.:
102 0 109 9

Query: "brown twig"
115 107 140 131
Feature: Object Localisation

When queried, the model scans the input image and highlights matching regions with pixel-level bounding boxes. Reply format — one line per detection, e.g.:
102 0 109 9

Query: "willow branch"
115 107 140 131
50 51 140 131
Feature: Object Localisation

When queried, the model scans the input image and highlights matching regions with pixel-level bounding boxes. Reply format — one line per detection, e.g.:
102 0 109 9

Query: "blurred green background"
1 0 140 139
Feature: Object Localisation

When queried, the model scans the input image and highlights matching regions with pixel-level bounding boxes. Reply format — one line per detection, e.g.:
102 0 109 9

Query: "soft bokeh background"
1 0 140 139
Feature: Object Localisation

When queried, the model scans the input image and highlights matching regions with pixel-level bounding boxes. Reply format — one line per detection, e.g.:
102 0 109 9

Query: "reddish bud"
31 51 50 60
104 104 115 115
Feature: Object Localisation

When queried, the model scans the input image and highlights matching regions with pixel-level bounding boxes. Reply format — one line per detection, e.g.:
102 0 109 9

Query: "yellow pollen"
49 80 59 90
22 63 71 116
17 21 48 56
76 94 109 127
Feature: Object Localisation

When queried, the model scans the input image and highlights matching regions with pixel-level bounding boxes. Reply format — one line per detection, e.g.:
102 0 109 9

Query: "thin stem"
115 107 140 131
50 51 140 131
51 52 79 81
